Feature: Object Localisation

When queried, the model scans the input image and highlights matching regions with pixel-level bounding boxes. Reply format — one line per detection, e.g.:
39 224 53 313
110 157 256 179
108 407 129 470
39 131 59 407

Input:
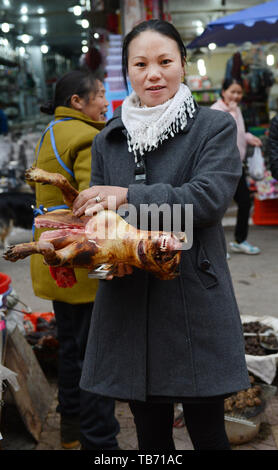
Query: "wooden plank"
0 322 8 423
4 326 54 441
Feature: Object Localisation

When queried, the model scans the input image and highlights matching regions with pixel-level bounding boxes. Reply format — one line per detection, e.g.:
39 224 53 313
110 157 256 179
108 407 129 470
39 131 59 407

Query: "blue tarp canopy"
187 0 278 48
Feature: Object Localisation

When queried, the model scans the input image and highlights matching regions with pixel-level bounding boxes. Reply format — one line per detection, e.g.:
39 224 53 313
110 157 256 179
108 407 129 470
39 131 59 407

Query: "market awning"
187 0 278 48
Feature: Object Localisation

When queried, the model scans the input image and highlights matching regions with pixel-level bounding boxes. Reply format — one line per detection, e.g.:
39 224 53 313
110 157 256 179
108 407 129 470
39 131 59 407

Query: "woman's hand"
227 100 237 113
106 263 133 280
73 185 128 217
249 135 262 147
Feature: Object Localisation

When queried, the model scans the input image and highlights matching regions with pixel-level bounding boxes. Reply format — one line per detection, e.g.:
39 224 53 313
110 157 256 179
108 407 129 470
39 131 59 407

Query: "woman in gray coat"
73 20 250 450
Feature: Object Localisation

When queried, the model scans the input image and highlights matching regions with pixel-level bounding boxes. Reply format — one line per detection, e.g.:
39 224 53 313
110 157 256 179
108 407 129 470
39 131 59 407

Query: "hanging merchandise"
84 47 102 72
107 13 120 34
225 52 243 81
123 0 144 35
225 47 274 127
225 47 274 95
163 0 172 22
143 0 168 21
144 0 153 20
151 0 160 19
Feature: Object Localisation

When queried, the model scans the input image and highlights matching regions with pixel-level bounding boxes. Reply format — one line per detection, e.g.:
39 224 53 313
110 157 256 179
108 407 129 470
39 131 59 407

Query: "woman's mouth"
147 86 165 91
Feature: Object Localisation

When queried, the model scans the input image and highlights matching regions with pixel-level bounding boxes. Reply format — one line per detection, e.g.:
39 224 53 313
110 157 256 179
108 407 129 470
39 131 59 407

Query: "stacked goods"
224 376 269 445
261 332 278 350
243 321 278 355
105 34 124 92
224 375 262 413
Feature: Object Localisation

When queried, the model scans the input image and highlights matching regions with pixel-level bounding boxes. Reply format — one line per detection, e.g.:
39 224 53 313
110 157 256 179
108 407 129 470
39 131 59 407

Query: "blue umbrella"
187 0 278 48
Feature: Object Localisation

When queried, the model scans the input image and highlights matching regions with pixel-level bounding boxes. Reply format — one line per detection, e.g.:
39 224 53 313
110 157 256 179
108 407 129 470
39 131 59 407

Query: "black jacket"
267 115 278 180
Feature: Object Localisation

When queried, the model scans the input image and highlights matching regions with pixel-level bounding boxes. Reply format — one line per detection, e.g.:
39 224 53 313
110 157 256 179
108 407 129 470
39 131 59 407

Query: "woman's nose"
147 65 161 80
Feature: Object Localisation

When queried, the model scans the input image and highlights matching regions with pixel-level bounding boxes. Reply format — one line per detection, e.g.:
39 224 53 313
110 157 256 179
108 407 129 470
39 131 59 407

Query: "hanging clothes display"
224 47 274 127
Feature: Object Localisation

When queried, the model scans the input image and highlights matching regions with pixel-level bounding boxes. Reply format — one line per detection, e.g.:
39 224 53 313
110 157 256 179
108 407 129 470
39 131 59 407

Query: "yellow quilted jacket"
30 106 105 304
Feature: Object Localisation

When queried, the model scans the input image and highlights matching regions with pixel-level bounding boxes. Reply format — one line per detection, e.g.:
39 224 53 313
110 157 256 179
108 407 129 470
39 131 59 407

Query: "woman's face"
78 80 109 121
222 83 243 105
127 30 185 107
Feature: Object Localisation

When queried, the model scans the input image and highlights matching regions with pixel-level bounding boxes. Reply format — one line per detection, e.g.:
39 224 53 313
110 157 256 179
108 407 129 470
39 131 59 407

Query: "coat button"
200 259 211 271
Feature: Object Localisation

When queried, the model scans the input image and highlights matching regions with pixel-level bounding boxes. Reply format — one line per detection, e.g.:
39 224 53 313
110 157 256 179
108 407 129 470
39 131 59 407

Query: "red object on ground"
23 311 55 332
49 266 77 288
0 273 11 294
253 197 278 225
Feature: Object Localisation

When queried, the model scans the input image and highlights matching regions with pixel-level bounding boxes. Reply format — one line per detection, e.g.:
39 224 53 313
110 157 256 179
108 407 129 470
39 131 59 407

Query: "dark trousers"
233 168 252 244
129 399 231 451
53 300 120 450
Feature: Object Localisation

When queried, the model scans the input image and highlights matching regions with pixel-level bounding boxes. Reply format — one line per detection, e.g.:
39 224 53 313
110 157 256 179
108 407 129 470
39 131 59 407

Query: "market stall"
173 315 278 445
187 0 278 49
187 0 278 226
0 272 55 444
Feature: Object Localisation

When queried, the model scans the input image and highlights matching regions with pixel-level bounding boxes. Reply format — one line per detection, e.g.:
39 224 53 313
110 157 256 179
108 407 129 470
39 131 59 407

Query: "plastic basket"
252 197 278 225
0 273 12 310
0 273 11 295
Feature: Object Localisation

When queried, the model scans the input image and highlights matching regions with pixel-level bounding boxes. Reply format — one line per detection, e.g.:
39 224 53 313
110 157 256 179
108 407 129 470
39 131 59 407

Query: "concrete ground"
1 217 278 451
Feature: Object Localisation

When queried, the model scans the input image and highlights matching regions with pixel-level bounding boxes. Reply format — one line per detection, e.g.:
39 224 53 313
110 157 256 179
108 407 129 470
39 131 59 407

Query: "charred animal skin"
25 167 78 208
3 168 184 280
4 242 40 261
3 210 182 280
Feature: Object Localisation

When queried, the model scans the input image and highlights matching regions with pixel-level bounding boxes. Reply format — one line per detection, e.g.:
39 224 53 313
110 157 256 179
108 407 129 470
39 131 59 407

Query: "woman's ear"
70 94 83 111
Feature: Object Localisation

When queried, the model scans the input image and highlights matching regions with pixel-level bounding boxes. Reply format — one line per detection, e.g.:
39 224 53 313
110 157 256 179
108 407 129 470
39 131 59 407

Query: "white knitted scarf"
121 83 195 161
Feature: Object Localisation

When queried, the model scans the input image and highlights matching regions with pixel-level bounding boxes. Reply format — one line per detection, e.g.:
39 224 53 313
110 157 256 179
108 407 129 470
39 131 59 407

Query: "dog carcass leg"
25 167 78 207
3 242 43 262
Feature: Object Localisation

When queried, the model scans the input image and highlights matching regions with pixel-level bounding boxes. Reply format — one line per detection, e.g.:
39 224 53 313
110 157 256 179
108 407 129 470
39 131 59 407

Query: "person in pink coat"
211 78 262 255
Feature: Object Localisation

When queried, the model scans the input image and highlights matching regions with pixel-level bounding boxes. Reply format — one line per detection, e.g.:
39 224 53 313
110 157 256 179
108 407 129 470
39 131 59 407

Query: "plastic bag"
248 147 265 181
0 364 20 391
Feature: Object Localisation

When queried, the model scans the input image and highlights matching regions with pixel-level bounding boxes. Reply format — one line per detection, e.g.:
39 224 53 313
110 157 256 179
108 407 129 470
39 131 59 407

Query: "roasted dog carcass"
3 167 184 284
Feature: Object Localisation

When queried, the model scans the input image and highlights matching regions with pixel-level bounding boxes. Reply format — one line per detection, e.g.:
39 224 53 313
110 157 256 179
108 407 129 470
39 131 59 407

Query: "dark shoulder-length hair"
221 77 243 92
122 19 187 91
220 77 244 99
40 70 100 115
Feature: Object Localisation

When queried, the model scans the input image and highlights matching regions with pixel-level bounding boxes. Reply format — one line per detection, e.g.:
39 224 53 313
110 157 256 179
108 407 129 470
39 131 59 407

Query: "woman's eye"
135 62 145 67
162 59 171 65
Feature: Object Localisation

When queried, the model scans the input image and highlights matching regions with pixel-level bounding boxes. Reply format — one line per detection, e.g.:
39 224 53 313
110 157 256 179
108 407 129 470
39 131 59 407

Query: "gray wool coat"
80 104 250 402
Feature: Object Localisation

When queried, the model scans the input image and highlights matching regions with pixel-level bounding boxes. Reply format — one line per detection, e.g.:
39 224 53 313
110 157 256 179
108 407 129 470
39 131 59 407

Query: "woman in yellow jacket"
31 70 119 450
